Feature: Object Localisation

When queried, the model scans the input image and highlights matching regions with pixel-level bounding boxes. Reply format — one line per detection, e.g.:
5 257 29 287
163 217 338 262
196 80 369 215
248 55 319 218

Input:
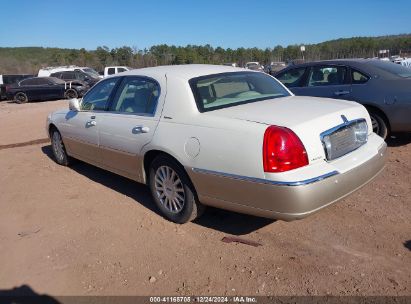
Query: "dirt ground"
0 99 410 298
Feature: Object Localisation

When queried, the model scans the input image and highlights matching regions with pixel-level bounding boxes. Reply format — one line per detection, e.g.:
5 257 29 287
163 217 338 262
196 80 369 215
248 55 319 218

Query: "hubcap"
154 166 185 213
52 132 64 161
17 93 26 102
371 116 379 134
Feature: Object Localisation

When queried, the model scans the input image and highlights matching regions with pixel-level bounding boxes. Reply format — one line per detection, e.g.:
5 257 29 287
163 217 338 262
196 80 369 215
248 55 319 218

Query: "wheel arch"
362 104 391 132
48 123 59 137
142 150 196 193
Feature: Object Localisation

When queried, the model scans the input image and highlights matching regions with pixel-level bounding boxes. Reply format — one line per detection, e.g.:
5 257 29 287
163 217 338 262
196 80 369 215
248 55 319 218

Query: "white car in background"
46 65 386 223
103 66 131 77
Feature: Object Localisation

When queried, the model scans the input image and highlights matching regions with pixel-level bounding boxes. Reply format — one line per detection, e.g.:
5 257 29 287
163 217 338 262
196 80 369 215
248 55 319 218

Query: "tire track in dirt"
0 138 49 150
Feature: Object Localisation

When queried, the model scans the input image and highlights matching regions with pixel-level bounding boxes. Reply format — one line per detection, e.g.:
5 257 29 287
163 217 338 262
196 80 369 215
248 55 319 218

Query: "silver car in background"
274 59 411 139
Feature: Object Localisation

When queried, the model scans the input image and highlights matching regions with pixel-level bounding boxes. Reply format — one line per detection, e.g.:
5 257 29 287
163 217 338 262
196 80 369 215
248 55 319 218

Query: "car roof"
115 64 253 80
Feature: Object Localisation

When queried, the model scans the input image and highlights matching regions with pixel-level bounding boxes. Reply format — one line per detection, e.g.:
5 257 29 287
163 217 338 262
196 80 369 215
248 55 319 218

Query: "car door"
59 77 121 164
18 79 39 100
47 78 65 99
97 76 163 181
295 65 353 100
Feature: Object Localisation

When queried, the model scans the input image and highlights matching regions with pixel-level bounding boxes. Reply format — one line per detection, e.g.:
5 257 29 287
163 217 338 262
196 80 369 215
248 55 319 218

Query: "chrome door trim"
191 168 339 187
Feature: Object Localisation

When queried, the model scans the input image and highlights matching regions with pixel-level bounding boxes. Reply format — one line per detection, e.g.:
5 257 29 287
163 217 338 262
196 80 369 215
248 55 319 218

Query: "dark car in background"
6 77 89 103
50 70 99 87
0 74 34 100
274 59 411 138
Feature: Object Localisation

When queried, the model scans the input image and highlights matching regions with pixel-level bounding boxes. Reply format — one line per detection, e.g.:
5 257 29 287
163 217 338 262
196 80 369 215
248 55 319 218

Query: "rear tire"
64 89 78 99
14 92 28 104
50 129 70 166
369 110 388 139
149 155 204 223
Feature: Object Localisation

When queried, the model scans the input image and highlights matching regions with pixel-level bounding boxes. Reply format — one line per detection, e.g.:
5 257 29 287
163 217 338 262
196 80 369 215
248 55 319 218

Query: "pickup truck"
103 66 131 77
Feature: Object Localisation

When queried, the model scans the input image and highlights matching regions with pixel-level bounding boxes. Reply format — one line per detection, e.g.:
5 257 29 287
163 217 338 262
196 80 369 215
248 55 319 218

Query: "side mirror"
68 98 80 111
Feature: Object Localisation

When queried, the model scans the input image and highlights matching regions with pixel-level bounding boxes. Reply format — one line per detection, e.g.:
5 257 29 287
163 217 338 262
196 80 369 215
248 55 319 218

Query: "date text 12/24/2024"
149 296 257 303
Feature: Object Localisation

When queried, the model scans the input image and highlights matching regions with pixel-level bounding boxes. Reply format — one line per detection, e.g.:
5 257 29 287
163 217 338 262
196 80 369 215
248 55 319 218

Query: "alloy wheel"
154 165 185 213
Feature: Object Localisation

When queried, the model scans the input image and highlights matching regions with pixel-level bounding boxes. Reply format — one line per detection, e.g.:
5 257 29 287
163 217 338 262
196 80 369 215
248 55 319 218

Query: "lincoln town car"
46 65 387 223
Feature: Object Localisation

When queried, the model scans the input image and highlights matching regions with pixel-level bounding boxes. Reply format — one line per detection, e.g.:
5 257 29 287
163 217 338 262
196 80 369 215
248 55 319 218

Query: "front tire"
369 110 388 139
14 92 28 104
64 89 78 99
50 129 70 166
149 155 204 223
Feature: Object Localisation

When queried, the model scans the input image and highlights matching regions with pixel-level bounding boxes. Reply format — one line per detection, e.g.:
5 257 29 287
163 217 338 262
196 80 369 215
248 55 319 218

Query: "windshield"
189 72 290 112
370 60 411 78
83 68 100 78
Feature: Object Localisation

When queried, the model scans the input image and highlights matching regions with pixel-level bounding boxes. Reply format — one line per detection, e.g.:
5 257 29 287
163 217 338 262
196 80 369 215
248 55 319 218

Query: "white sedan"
46 65 387 223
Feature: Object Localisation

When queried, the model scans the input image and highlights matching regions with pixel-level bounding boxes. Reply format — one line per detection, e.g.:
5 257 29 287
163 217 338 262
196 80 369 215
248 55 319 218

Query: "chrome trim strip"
320 118 368 161
191 168 339 187
320 118 367 141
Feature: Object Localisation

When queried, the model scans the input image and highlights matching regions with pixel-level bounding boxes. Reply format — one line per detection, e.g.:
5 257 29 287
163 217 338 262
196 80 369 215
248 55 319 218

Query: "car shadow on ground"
404 240 411 251
194 208 274 235
0 285 60 304
41 145 274 235
386 133 411 147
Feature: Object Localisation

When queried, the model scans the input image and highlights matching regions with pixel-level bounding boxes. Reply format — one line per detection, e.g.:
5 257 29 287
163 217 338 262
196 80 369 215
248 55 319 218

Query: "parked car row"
0 65 136 103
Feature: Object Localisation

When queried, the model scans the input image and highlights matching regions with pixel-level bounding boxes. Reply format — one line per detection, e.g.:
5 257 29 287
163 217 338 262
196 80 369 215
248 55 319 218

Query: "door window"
107 68 116 75
20 78 36 86
351 69 369 84
117 68 127 73
62 72 76 80
109 77 160 115
308 66 347 86
81 78 120 111
275 68 306 88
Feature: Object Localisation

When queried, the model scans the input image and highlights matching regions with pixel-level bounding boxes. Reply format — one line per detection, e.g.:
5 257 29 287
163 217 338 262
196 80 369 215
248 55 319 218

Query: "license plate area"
321 119 368 161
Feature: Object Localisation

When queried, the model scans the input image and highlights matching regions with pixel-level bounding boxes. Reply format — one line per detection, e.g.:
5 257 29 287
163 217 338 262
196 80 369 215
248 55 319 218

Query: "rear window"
189 72 290 112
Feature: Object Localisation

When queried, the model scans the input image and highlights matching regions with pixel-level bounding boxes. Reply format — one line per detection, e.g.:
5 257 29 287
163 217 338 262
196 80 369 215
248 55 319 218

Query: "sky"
1 0 410 50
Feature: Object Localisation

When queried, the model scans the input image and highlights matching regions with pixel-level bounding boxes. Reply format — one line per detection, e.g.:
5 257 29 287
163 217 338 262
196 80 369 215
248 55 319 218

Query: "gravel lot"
0 100 410 297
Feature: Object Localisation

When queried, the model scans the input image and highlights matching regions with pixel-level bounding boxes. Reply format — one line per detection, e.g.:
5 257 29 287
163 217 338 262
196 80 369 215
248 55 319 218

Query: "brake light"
263 126 309 172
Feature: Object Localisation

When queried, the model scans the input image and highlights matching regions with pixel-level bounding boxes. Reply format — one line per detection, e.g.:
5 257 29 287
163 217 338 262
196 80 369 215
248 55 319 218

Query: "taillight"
5 85 10 92
263 126 309 173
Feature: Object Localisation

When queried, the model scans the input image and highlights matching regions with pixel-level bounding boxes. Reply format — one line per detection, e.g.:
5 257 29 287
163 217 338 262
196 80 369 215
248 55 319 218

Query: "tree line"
0 34 410 74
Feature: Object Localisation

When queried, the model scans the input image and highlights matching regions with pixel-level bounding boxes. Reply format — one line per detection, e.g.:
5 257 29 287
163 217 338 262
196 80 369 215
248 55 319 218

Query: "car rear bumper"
189 142 387 221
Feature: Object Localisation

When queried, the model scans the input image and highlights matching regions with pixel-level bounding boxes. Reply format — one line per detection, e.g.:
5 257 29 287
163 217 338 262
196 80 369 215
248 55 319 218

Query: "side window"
81 78 120 111
308 66 347 86
275 68 306 88
21 79 35 86
108 68 115 75
109 77 159 115
65 72 76 79
76 72 86 81
352 69 369 84
36 78 49 85
117 68 126 73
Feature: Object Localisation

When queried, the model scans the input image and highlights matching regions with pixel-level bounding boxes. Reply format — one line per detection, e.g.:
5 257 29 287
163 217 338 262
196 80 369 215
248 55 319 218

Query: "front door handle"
334 90 350 96
132 126 150 134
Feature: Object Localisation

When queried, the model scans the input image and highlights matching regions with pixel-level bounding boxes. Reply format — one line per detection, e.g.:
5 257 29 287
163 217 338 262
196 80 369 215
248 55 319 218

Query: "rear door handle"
132 126 150 134
334 90 350 96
